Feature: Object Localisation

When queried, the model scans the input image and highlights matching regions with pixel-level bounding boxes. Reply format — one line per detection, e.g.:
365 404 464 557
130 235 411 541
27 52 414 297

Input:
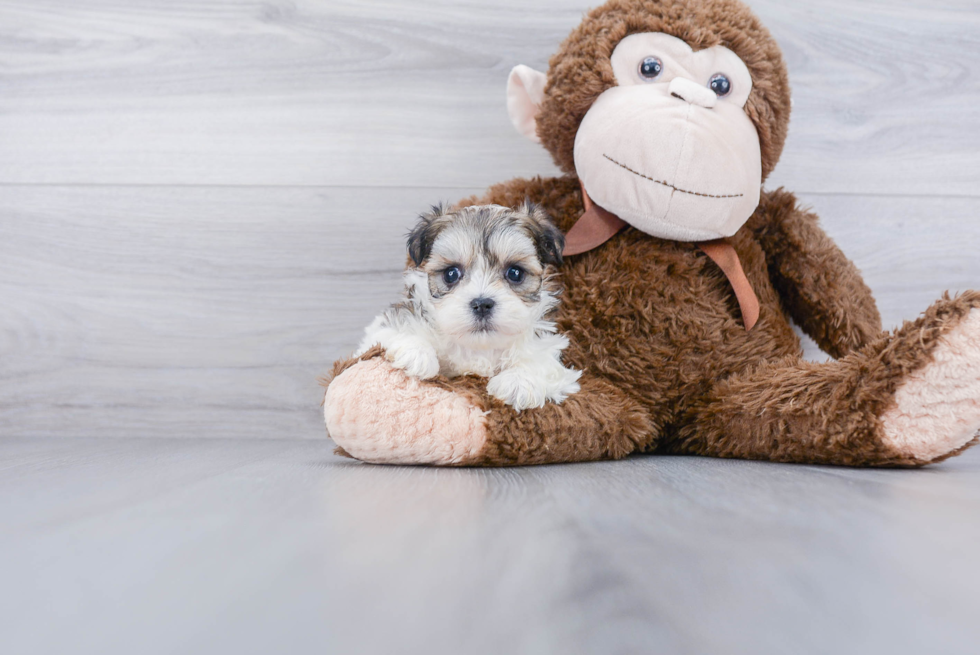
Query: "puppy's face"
406 203 564 347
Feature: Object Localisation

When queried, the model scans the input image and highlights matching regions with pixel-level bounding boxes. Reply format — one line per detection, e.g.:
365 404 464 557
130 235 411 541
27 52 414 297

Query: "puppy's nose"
470 297 495 318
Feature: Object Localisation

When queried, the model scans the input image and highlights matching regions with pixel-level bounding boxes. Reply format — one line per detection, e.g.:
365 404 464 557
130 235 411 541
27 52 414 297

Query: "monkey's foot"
324 358 488 465
881 308 980 463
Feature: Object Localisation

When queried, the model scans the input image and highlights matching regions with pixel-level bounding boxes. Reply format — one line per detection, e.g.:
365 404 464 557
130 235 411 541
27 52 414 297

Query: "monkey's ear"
506 65 547 143
520 200 564 267
406 204 448 267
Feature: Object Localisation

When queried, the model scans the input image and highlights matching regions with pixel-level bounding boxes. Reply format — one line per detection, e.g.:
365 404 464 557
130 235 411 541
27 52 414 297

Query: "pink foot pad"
324 358 489 465
882 309 980 462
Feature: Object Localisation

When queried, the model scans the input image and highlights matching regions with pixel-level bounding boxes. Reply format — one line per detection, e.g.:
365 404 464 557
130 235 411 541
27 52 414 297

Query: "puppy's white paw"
385 337 441 380
487 367 548 411
547 370 582 404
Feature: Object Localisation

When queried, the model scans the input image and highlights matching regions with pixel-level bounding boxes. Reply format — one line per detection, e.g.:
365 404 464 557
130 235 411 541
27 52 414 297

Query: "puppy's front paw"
385 338 441 379
487 368 547 411
549 370 582 404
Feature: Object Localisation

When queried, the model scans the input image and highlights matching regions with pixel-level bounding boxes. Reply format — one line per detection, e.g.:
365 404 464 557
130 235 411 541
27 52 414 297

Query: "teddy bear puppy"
354 202 581 411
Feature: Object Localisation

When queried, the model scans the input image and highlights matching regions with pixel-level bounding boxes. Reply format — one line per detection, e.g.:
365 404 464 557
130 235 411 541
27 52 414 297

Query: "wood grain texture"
0 185 476 438
2 437 980 655
0 0 978 194
2 1 980 651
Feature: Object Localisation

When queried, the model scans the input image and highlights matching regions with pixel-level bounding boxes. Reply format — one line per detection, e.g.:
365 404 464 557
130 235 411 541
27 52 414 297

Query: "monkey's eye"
638 56 663 80
443 266 462 285
708 73 732 97
505 266 525 284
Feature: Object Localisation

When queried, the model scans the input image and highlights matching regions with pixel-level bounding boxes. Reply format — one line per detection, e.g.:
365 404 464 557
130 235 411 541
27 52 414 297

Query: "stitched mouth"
602 154 743 199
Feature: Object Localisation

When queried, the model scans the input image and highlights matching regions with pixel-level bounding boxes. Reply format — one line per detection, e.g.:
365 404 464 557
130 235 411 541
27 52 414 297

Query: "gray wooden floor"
1 1 979 653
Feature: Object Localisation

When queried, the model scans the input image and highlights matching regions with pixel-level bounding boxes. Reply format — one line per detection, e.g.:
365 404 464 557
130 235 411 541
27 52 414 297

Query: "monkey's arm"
747 188 882 358
325 174 651 465
324 351 654 465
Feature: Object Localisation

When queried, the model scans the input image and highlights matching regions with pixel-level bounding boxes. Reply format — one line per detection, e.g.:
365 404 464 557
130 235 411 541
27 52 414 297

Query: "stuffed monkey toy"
324 0 980 467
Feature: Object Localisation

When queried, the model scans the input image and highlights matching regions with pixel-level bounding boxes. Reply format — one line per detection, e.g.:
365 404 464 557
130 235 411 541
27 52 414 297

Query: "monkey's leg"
673 293 980 466
323 352 653 466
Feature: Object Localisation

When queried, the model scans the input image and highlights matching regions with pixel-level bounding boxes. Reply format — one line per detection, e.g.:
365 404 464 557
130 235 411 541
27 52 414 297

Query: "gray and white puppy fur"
354 202 582 410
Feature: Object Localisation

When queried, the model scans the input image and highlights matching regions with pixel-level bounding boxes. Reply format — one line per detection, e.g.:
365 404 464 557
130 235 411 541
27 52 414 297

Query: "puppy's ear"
520 200 564 267
407 204 449 267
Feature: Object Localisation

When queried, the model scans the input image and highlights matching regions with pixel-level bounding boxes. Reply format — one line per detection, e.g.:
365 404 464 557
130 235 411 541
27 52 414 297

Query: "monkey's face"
572 33 762 241
507 0 792 245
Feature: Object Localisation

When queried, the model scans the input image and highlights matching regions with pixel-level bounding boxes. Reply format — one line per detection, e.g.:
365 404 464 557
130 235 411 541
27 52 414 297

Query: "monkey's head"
506 0 791 242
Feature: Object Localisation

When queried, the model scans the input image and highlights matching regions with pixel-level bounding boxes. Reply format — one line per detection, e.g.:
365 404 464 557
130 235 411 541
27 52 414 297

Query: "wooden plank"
0 0 978 194
795 192 980 361
0 185 478 438
799 192 980 328
761 0 980 196
2 436 980 654
1 185 977 438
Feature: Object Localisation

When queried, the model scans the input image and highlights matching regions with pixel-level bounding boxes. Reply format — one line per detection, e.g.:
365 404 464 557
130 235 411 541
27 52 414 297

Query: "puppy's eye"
638 56 663 81
505 266 525 284
442 266 462 285
708 73 732 97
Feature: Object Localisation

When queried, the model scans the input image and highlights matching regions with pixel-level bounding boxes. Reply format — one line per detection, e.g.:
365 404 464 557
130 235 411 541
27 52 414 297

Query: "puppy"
354 202 582 410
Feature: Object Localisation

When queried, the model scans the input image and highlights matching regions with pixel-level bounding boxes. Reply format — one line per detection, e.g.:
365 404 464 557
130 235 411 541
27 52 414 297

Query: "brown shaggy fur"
447 179 980 467
325 0 979 467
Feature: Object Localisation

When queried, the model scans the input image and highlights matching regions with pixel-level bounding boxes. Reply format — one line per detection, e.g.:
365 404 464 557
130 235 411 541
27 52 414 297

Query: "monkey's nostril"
667 77 717 109
470 297 495 318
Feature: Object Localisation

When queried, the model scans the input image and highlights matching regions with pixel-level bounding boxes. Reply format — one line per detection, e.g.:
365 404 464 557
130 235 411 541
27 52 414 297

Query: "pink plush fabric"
882 309 980 461
324 359 488 465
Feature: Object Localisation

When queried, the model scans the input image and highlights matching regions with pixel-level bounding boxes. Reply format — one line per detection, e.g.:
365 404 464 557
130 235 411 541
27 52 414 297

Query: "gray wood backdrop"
3 3 980 655
1 0 979 441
